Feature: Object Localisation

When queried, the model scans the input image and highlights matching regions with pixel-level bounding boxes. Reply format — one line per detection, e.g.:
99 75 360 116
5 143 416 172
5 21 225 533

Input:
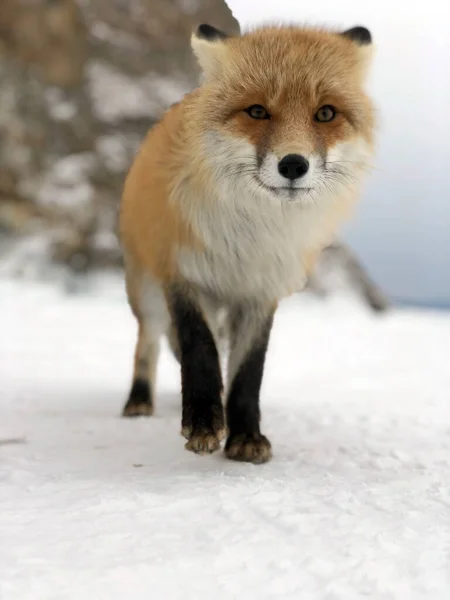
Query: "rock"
0 0 238 273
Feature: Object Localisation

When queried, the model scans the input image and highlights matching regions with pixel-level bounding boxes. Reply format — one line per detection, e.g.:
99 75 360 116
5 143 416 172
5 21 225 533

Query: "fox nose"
278 154 309 180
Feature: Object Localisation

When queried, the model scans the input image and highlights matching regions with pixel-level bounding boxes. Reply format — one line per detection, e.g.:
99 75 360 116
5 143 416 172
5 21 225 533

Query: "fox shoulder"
119 96 201 283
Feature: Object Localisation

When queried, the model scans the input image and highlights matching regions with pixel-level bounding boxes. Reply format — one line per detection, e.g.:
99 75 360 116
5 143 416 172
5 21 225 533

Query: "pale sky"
226 0 450 306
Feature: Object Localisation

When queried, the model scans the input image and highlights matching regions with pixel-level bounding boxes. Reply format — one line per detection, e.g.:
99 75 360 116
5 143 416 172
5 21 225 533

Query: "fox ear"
341 26 372 46
341 26 374 77
191 24 230 79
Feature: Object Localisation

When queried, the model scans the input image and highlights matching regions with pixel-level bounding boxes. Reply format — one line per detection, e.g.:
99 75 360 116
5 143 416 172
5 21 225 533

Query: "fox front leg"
225 303 275 464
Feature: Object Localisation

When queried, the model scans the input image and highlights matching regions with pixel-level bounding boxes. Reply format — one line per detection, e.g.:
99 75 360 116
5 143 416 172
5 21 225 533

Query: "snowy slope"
1 277 450 599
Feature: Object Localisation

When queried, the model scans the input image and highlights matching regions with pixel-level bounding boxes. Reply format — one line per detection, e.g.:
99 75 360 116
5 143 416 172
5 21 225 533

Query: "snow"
96 134 139 173
36 154 95 213
1 276 450 599
87 61 191 124
45 89 77 122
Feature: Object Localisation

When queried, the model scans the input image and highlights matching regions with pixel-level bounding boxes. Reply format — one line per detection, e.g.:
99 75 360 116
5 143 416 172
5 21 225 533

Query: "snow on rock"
87 61 191 124
0 234 57 280
1 276 449 599
44 88 77 122
95 134 139 174
36 154 96 214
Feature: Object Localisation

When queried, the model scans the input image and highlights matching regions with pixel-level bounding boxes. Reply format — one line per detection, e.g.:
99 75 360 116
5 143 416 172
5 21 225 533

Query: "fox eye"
245 104 270 120
315 105 337 123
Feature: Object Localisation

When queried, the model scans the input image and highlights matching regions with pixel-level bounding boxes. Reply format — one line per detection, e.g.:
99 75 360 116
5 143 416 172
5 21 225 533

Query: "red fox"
119 23 376 463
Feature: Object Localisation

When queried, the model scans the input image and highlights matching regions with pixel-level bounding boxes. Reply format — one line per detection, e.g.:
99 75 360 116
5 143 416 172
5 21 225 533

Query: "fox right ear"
191 24 230 79
341 26 372 46
341 26 374 79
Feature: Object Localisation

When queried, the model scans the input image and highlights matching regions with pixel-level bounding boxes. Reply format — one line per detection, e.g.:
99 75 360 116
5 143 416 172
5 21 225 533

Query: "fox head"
190 24 375 206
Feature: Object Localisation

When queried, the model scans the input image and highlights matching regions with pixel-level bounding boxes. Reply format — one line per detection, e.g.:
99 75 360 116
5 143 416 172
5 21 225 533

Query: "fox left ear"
191 24 231 80
341 26 374 77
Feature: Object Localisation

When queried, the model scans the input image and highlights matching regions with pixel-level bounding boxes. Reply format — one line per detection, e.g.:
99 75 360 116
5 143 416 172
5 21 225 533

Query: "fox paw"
122 400 153 417
122 379 153 417
225 433 272 464
181 403 225 454
184 427 226 454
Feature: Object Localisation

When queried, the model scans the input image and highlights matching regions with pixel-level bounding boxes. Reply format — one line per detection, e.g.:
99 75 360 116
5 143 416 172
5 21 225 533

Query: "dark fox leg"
122 320 159 417
166 285 225 454
225 304 275 464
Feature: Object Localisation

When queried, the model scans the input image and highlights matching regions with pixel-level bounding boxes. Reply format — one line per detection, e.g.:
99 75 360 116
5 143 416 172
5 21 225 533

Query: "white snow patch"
91 21 147 53
36 154 95 212
87 61 157 123
92 230 119 252
96 133 138 173
40 180 94 210
87 61 190 124
0 234 55 280
49 154 94 186
1 276 449 599
45 88 77 122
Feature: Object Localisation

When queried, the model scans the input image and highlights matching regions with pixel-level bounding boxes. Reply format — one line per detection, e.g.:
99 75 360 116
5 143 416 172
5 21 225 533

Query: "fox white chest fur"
174 133 360 304
177 192 311 303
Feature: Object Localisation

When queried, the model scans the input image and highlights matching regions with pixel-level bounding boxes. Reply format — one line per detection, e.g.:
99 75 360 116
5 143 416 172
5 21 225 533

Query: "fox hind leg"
122 319 159 417
122 262 167 418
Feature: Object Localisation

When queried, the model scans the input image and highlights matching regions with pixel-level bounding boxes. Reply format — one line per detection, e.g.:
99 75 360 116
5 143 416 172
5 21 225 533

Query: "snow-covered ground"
1 275 450 599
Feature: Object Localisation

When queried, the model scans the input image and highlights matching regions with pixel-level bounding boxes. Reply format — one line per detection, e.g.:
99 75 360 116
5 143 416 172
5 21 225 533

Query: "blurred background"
0 0 448 311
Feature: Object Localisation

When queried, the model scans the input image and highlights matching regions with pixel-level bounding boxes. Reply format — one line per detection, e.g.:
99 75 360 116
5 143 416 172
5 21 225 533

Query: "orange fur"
119 99 202 283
